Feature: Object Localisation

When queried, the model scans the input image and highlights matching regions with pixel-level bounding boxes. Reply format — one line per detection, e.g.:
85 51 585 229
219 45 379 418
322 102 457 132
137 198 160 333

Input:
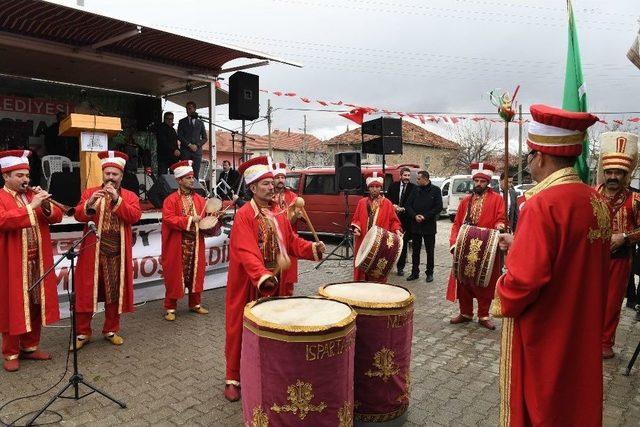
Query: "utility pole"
303 114 308 168
517 104 523 185
267 99 273 157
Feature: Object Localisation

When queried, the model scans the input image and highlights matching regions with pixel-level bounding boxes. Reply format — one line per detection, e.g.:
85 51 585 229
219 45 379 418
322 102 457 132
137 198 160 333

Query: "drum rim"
199 216 219 230
204 197 223 213
244 296 356 334
355 225 380 267
318 281 415 309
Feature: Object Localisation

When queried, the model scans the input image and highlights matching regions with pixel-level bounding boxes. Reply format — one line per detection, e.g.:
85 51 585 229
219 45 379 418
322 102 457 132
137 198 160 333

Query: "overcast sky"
57 0 640 140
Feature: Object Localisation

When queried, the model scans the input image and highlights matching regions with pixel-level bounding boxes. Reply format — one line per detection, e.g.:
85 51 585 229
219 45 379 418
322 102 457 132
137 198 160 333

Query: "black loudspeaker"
335 152 362 191
361 117 403 155
229 71 260 120
135 97 162 131
147 174 208 208
121 172 140 196
48 170 81 207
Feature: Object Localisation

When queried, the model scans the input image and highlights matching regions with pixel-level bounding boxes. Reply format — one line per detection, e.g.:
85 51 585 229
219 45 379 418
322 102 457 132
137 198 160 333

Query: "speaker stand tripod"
26 228 126 426
624 339 640 376
315 191 354 269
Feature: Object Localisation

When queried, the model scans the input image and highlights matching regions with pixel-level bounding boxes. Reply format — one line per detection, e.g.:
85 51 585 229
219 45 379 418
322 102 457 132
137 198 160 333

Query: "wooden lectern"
59 114 122 190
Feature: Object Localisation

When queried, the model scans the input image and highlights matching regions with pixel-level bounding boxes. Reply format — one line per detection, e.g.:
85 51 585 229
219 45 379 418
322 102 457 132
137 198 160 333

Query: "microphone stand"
27 227 126 426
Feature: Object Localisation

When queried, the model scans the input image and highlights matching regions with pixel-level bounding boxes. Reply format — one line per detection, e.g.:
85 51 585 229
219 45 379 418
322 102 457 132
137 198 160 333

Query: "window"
304 174 337 195
453 178 473 194
285 175 300 191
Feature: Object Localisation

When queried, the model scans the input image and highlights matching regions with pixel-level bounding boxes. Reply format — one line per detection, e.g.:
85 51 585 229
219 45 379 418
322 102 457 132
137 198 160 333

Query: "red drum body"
453 224 500 288
319 282 414 422
241 297 357 426
355 226 402 281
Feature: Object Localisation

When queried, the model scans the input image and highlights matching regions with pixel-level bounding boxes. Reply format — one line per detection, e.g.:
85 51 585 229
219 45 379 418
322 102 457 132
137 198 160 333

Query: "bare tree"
445 121 500 172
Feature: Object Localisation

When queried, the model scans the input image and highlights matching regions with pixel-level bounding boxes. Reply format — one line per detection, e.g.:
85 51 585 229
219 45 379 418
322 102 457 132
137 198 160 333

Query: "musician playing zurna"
161 160 220 322
270 161 301 296
447 162 505 330
350 171 402 283
73 150 141 350
224 155 325 402
0 150 62 372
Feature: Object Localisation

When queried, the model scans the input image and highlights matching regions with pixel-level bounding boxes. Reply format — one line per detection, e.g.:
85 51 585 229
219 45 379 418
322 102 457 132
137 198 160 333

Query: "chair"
198 158 211 190
41 155 72 190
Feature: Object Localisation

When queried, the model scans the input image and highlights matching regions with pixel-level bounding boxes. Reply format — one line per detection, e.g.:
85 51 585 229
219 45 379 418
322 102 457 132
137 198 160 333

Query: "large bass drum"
319 282 414 423
453 224 500 287
241 297 356 427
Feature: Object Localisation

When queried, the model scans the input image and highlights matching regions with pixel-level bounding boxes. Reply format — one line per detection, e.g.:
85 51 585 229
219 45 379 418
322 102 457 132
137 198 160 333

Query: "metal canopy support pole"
208 81 217 192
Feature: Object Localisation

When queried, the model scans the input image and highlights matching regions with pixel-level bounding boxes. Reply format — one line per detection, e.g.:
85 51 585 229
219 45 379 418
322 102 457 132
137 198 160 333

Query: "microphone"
87 221 99 238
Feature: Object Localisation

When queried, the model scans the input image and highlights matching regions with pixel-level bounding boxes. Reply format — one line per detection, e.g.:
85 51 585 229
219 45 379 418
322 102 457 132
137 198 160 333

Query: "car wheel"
449 215 455 222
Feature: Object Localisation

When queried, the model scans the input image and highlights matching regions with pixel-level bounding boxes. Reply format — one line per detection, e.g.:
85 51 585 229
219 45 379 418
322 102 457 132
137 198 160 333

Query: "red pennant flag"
317 100 329 106
260 89 269 93
629 117 640 123
418 115 426 124
598 120 608 125
614 119 624 125
382 109 391 114
214 80 222 89
450 117 459 124
407 113 417 119
273 91 283 96
428 116 438 122
331 101 343 106
397 112 405 117
344 103 358 108
339 108 369 125
284 92 296 97
300 97 311 103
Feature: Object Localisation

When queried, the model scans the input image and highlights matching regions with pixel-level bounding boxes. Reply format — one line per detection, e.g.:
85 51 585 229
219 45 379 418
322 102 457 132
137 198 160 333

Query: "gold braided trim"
527 132 585 146
354 404 408 422
350 305 414 316
499 318 514 427
92 196 105 312
524 167 582 200
244 297 356 334
118 218 125 314
21 226 30 333
243 321 356 343
318 282 415 309
34 214 46 326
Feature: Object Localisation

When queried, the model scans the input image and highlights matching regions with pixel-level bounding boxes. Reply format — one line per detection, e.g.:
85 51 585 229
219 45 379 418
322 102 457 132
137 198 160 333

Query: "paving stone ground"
1 221 639 426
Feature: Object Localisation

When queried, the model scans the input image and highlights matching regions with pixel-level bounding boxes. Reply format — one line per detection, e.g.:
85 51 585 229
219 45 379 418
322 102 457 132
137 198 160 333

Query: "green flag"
562 0 589 182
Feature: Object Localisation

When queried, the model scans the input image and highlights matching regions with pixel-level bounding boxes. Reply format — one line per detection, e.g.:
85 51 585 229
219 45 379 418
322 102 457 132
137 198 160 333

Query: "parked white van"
441 175 501 221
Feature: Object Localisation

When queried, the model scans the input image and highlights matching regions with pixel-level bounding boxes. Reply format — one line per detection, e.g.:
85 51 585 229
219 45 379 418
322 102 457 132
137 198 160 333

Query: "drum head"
199 216 218 230
320 282 414 309
249 297 353 329
205 198 223 214
355 226 380 268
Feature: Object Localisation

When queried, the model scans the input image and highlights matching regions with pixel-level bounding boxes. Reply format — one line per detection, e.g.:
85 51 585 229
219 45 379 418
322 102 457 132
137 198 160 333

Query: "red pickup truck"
284 164 420 235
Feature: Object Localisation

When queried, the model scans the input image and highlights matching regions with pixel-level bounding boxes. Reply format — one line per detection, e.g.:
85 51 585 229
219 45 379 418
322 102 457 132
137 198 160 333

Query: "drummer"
351 171 403 283
160 160 220 321
224 155 326 402
447 162 505 330
270 161 301 296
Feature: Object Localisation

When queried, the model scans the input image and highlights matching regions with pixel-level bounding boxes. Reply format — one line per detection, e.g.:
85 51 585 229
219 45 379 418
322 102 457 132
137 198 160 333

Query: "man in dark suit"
217 160 241 200
156 112 180 175
500 172 519 232
405 170 442 282
387 167 415 276
177 101 208 179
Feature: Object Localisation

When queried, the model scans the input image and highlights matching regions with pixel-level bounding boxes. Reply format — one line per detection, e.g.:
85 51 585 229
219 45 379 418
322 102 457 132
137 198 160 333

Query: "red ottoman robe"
74 187 142 314
0 189 62 335
350 196 402 282
492 168 611 427
225 199 321 384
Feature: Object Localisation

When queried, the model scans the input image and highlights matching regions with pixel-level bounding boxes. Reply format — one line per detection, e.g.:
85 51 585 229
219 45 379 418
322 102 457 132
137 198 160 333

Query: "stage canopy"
0 0 300 102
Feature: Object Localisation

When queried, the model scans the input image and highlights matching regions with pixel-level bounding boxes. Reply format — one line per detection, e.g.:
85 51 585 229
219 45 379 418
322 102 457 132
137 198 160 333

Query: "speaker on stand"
147 174 208 208
315 152 362 270
229 71 260 163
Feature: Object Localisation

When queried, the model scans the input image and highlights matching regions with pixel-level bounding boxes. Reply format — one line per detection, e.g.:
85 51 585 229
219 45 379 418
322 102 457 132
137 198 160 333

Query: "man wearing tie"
217 160 240 200
177 101 208 179
387 167 415 276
